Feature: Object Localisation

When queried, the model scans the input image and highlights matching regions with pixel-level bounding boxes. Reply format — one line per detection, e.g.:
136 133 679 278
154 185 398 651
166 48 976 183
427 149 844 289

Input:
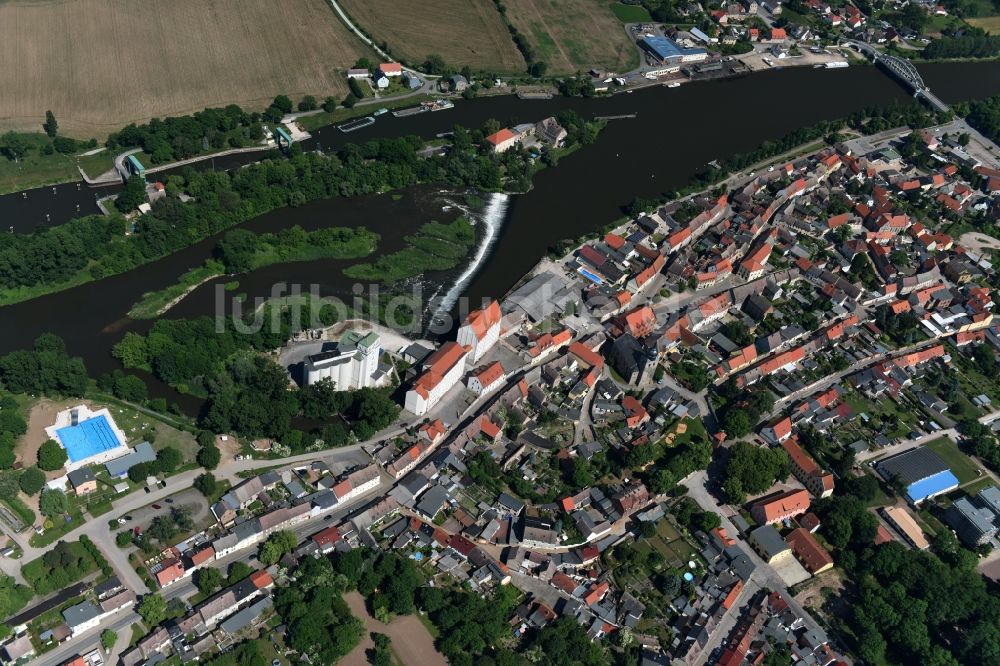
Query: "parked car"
117 518 127 525
165 499 174 504
151 504 162 510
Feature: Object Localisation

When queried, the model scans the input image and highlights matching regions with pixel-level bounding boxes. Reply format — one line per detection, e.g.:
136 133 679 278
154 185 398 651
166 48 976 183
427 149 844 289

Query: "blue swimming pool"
578 267 603 284
56 415 122 463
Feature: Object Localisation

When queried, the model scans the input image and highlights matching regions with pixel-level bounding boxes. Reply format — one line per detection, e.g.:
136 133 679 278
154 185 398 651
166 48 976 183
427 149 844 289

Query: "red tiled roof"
465 301 501 341
413 342 468 398
785 528 833 573
249 569 274 589
472 361 505 387
312 525 342 548
485 128 516 146
569 342 604 369
190 546 215 566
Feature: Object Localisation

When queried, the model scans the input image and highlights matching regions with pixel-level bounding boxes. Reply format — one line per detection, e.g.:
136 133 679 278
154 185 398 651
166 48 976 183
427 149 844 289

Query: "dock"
594 113 637 121
338 116 376 133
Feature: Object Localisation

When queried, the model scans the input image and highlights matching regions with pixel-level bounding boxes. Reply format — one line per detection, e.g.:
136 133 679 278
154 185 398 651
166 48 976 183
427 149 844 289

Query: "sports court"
56 415 122 463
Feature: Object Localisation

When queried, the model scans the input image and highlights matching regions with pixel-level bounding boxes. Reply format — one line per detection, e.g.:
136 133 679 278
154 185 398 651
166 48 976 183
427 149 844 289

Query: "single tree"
37 439 67 470
39 488 68 517
194 566 224 594
43 110 58 137
18 467 46 496
193 472 218 498
101 629 117 649
138 594 166 627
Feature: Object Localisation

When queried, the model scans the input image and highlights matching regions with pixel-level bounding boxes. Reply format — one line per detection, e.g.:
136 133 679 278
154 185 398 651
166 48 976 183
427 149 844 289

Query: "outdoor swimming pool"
56 415 123 463
577 267 603 284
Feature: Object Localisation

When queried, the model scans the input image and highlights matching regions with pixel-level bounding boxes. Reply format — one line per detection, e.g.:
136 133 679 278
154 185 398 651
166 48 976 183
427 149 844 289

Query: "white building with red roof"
332 463 381 504
378 62 402 77
485 128 518 153
457 300 502 362
404 341 469 415
467 361 506 396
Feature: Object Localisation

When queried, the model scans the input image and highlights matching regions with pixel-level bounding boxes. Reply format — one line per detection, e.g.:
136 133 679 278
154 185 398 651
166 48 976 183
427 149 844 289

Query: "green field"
0 134 113 194
925 437 983 484
610 2 652 22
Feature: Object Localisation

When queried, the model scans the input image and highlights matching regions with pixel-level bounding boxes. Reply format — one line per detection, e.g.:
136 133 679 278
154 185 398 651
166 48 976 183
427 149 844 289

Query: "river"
2 61 1000 410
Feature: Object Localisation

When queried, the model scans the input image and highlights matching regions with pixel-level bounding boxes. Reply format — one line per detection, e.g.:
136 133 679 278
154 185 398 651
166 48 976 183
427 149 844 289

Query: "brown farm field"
503 0 638 74
0 0 370 137
340 0 526 72
967 16 1000 33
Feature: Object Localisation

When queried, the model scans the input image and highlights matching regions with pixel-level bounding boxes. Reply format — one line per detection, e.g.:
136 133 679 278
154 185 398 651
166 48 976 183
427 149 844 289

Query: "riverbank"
127 226 380 319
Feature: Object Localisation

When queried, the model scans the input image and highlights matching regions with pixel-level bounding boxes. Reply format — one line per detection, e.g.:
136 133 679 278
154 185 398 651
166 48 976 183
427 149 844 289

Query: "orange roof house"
479 416 502 441
312 525 342 550
189 546 215 567
471 361 505 388
154 558 185 588
411 342 468 400
378 62 402 75
569 342 604 369
750 488 810 525
464 301 502 342
485 128 518 153
622 396 649 428
623 305 657 338
249 569 274 589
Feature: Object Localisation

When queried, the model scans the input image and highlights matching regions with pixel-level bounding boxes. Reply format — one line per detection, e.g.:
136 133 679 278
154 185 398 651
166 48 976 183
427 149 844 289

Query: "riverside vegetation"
0 111 602 307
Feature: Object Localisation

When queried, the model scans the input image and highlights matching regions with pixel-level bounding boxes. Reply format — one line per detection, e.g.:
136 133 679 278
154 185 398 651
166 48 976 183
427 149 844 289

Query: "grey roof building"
219 597 273 635
876 446 951 486
945 497 998 547
105 441 157 478
62 600 100 628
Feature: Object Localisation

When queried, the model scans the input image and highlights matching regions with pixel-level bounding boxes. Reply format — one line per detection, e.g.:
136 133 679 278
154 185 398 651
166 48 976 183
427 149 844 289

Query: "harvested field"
0 0 369 137
966 16 1000 33
503 0 638 74
340 0 526 72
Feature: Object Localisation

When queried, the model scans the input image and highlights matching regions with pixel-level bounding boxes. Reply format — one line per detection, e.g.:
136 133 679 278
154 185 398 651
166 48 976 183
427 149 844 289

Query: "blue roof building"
876 446 960 504
905 470 960 504
640 35 707 65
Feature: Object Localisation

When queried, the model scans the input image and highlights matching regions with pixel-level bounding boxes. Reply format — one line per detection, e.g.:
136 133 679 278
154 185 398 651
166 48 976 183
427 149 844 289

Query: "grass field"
0 0 369 137
967 16 1000 34
340 0 525 71
610 2 652 22
503 0 638 73
925 437 983 484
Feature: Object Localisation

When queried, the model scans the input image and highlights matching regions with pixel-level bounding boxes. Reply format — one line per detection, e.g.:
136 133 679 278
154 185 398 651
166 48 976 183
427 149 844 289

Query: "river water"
2 61 1000 409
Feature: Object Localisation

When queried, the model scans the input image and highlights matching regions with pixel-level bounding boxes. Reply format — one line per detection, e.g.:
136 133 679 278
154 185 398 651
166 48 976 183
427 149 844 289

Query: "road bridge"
847 40 950 113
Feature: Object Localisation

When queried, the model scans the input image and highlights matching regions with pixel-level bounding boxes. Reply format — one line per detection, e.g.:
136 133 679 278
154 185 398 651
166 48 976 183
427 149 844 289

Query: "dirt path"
341 591 446 666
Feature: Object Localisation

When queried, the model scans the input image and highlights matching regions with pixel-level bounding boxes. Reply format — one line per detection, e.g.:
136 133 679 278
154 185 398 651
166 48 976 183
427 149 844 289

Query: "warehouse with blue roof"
876 446 960 504
640 35 708 65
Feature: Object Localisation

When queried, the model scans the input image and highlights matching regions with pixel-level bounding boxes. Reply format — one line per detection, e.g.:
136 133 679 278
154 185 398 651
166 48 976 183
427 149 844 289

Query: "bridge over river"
848 40 950 113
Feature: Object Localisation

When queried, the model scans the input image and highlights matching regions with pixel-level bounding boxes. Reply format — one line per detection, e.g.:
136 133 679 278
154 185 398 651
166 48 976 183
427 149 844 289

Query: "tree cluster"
924 27 1000 60
3 118 547 295
273 556 363 663
0 394 26 470
722 441 790 504
106 103 266 164
0 334 87 396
